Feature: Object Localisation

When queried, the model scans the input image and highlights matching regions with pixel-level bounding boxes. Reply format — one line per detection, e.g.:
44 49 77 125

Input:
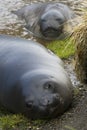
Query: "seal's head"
39 10 66 40
18 69 72 119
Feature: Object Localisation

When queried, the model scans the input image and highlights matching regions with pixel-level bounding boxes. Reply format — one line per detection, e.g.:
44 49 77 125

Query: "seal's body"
13 2 74 40
0 35 73 119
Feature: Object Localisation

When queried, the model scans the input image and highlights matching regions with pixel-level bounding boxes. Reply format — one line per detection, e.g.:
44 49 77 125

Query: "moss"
0 108 46 130
64 125 76 130
0 114 29 130
73 87 80 96
47 38 75 58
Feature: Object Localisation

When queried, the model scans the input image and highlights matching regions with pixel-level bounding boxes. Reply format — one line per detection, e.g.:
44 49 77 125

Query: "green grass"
64 125 76 130
0 38 75 129
0 114 28 130
0 107 46 130
47 38 75 58
0 110 45 130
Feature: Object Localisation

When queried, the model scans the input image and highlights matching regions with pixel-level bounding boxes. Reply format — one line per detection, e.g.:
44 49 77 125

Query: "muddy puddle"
0 0 86 87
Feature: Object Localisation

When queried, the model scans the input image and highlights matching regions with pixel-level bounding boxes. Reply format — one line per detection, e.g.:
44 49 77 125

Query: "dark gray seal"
12 2 75 40
0 34 73 119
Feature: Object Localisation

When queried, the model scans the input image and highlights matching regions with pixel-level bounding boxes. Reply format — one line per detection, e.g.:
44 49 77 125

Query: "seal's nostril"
53 94 59 99
26 101 33 108
48 100 50 104
41 97 51 106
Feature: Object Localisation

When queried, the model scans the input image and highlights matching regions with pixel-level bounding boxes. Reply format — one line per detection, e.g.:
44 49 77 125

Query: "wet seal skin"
0 34 73 119
12 2 75 40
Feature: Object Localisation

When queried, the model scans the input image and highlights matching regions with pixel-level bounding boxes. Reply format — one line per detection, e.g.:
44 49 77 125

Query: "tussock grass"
71 13 87 83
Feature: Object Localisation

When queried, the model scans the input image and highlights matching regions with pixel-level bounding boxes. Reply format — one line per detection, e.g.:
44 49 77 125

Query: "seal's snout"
40 93 60 107
40 22 63 38
40 97 51 106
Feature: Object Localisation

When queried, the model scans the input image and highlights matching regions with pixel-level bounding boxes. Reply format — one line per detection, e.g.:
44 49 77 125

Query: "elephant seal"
0 34 73 119
12 2 75 40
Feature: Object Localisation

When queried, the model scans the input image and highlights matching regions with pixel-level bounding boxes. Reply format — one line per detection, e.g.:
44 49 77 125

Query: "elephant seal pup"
12 2 75 40
0 34 73 119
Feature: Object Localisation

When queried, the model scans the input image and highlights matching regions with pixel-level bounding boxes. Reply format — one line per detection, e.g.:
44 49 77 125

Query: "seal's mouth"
39 103 59 114
35 93 64 119
38 105 59 118
29 103 64 119
25 104 60 119
41 27 63 38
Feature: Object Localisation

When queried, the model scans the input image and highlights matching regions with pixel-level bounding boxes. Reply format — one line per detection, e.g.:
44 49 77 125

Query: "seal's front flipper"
24 25 30 30
11 10 24 19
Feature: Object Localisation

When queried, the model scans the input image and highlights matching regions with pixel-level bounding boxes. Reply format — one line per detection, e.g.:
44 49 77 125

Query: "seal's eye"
56 18 63 23
41 19 46 22
44 82 54 90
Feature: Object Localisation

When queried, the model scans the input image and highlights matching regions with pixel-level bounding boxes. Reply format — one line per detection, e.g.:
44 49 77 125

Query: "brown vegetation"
72 13 87 83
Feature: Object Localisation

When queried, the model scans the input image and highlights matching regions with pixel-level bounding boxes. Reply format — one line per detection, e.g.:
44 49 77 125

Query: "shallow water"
0 0 86 87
